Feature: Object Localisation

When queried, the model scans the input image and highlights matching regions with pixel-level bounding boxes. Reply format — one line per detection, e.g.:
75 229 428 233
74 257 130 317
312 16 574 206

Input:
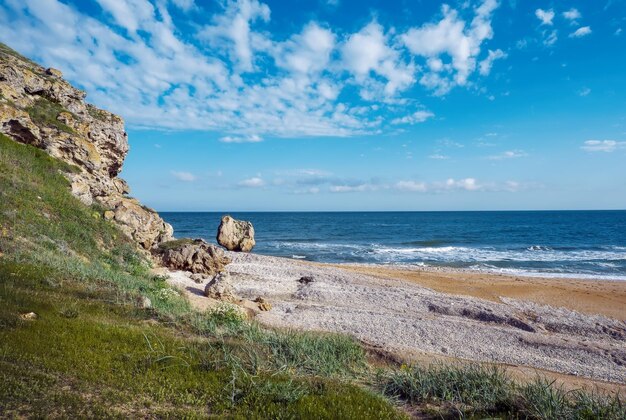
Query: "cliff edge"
0 43 172 250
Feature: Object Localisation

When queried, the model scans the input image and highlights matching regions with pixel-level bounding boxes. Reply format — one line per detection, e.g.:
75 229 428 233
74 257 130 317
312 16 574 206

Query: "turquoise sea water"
161 211 626 280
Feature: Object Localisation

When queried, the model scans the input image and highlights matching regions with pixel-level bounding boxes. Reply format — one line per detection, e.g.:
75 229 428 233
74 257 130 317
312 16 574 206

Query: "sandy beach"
167 252 626 391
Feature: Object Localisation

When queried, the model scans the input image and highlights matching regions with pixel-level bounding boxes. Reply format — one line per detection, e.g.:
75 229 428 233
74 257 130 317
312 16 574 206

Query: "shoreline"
168 251 626 387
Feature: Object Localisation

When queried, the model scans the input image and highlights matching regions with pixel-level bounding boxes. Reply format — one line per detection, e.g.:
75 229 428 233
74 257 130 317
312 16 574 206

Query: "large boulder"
157 239 230 275
216 215 255 252
204 272 238 302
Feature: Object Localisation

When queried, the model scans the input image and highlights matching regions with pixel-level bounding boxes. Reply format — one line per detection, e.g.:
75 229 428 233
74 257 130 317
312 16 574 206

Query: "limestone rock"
216 215 255 252
204 272 238 302
0 42 172 250
158 239 230 276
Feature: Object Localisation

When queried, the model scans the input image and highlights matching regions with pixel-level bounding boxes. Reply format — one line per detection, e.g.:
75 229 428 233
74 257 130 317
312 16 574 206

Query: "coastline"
167 251 626 388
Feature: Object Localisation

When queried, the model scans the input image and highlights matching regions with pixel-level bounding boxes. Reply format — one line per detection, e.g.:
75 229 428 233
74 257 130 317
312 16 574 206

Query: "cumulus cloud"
0 0 504 138
569 26 592 38
238 176 265 187
341 21 415 98
535 8 555 26
171 170 197 181
581 140 626 153
391 110 434 125
402 1 500 94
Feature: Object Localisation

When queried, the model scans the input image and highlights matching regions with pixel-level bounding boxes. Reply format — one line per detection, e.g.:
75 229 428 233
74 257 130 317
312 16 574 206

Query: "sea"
160 211 626 280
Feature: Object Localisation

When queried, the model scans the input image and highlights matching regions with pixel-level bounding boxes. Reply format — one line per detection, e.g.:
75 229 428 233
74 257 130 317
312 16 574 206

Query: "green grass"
380 364 626 419
26 97 75 134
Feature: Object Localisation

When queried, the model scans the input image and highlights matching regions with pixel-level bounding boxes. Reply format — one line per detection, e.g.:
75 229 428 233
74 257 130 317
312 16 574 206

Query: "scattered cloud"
395 180 427 192
487 150 528 160
238 176 265 187
220 134 263 143
535 9 555 26
428 154 450 160
170 170 197 182
581 140 626 153
543 30 558 46
0 0 506 137
329 183 379 193
569 26 591 38
478 49 507 76
616 28 623 36
578 87 591 96
391 110 434 125
401 1 500 94
562 8 581 21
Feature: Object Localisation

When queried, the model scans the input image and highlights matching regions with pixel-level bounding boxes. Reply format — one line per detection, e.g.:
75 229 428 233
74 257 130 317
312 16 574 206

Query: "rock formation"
216 215 255 252
157 239 230 276
204 272 238 302
0 43 173 250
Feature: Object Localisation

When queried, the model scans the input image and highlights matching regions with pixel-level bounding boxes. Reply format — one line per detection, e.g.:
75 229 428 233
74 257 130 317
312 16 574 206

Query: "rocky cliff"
0 43 173 250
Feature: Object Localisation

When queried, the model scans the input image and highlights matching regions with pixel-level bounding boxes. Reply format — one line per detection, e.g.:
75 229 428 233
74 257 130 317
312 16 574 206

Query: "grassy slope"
0 133 624 419
0 134 401 418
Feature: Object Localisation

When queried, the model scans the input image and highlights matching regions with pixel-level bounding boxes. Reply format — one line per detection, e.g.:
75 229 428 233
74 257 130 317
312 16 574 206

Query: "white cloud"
535 8 555 26
391 110 434 125
0 0 506 139
395 180 427 192
329 183 378 193
401 0 500 94
220 134 263 143
428 154 450 160
341 21 415 98
569 26 592 38
487 150 528 160
478 49 507 76
581 140 626 153
578 87 591 96
562 8 581 21
170 0 196 11
616 28 623 36
274 22 335 75
171 170 197 182
197 0 270 72
444 178 481 191
238 176 265 187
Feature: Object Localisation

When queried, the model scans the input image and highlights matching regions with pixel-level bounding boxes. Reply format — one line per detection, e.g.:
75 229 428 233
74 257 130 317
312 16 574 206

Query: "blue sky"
1 0 625 211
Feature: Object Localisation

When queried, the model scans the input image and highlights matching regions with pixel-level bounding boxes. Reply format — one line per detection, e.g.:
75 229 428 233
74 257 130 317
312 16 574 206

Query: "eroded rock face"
204 272 238 302
158 239 231 276
217 215 255 252
0 43 173 249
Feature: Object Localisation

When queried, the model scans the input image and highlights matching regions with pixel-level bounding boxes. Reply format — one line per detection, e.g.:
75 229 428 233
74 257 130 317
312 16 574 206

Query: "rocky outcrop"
0 43 172 250
157 239 230 276
217 215 255 252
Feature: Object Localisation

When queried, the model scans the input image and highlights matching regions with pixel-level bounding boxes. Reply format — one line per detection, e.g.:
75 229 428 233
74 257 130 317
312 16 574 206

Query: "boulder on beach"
157 239 231 275
204 272 238 302
216 215 255 252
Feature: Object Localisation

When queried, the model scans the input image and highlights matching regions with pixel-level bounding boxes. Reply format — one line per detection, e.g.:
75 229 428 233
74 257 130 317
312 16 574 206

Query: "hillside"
1 42 624 419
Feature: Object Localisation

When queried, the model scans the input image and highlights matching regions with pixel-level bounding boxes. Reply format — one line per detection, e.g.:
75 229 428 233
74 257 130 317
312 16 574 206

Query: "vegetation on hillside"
0 133 624 418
